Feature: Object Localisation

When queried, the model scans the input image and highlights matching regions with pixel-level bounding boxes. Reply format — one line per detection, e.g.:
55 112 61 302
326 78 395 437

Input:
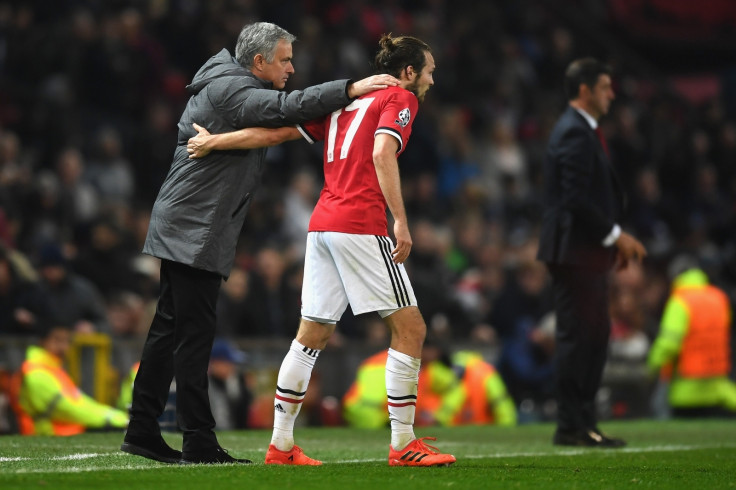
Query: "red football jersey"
298 86 418 235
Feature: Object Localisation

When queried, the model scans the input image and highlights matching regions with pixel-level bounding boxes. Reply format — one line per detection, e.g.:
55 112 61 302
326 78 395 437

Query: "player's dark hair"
374 34 431 78
564 57 612 100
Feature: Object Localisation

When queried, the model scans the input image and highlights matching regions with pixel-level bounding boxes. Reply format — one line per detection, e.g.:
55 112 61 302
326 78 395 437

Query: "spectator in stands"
55 147 100 232
0 131 32 235
207 339 253 430
280 169 319 262
84 127 135 209
608 263 650 362
11 323 128 435
246 246 302 338
497 311 556 423
37 243 110 334
489 259 552 341
73 217 139 298
647 259 736 418
215 267 252 339
0 247 50 336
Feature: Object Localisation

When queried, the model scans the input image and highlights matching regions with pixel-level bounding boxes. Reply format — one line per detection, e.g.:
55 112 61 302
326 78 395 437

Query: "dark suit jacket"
536 106 625 271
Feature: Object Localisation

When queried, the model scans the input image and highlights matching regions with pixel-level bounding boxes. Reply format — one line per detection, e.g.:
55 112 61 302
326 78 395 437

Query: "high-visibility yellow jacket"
117 362 139 412
14 346 129 435
342 350 516 428
449 351 517 426
648 269 736 410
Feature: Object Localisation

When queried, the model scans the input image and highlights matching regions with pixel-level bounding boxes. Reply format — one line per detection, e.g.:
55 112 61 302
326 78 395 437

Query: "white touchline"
5 443 736 473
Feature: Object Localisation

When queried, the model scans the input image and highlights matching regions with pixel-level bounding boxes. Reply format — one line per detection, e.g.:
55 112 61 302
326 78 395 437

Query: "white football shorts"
301 231 417 322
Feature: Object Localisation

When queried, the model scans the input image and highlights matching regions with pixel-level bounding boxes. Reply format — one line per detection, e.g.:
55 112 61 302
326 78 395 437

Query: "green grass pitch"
1 420 735 489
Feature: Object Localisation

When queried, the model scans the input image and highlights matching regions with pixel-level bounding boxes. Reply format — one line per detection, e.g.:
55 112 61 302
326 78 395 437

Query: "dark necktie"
595 127 610 158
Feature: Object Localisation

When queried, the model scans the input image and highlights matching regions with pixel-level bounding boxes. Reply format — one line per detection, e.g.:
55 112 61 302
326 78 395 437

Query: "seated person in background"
343 346 516 428
497 312 556 423
37 243 110 334
11 323 129 435
0 246 50 336
208 339 253 430
117 361 139 413
447 350 517 426
647 262 736 418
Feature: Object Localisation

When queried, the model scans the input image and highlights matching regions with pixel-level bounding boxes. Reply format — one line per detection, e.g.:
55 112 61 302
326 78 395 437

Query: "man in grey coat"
120 22 398 465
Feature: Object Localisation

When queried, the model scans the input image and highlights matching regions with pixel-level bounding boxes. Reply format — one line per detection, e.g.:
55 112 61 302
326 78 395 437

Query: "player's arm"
373 133 411 264
187 123 301 158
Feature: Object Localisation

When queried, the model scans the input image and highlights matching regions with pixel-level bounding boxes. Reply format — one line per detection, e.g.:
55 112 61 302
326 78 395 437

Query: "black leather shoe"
180 446 252 464
553 428 626 448
589 428 627 447
121 435 182 463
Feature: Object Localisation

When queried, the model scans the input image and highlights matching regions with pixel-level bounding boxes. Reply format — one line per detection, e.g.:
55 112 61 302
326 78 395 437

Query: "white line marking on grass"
6 443 736 473
2 452 127 462
333 444 736 464
11 464 165 474
459 443 736 460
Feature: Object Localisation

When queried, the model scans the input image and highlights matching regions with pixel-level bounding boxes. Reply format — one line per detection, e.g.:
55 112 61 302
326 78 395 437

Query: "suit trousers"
547 264 611 432
128 259 222 452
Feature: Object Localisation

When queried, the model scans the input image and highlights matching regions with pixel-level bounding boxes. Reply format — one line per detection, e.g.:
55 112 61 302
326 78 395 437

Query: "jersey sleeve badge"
395 108 411 128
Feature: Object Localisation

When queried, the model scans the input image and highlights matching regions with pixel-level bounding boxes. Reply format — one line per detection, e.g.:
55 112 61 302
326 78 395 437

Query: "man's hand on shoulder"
347 74 400 98
188 123 214 159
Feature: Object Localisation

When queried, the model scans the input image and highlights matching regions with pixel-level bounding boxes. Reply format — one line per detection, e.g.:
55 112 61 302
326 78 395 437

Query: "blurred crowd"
1 0 736 422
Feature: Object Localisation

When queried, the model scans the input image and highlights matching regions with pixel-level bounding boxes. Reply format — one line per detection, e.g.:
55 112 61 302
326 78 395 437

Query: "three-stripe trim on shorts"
375 235 410 308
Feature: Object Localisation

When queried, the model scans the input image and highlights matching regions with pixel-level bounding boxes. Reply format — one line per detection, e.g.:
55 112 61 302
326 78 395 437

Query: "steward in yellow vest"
647 268 736 416
12 325 129 435
343 349 516 427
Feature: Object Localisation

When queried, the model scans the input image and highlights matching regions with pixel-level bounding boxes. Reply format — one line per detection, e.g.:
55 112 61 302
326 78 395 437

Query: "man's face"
586 73 614 119
259 39 294 90
406 51 435 103
42 327 72 359
40 265 65 286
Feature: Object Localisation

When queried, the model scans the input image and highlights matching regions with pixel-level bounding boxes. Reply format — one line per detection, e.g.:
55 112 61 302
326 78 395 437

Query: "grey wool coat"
143 49 352 278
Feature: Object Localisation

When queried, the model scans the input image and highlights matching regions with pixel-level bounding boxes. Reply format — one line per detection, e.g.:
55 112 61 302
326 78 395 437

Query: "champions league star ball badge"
395 108 411 128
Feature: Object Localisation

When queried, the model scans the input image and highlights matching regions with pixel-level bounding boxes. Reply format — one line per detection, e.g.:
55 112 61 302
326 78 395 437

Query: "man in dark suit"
537 58 646 447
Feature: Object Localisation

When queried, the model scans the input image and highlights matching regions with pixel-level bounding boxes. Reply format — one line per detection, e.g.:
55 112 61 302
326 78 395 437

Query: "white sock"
270 339 319 451
386 348 420 450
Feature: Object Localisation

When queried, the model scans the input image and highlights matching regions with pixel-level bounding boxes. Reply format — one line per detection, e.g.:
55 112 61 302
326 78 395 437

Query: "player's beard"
407 79 426 103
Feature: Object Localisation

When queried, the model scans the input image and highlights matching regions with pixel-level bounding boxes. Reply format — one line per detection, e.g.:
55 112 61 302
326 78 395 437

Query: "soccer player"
187 34 455 467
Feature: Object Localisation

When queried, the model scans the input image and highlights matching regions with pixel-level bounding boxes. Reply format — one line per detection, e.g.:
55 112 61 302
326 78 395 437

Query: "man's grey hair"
235 22 296 68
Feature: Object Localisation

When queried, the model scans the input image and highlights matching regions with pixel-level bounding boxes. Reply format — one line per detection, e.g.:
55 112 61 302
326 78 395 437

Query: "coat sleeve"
217 79 352 129
556 125 616 242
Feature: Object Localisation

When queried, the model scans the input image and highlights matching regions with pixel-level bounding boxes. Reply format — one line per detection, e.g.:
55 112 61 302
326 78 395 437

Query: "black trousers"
548 264 611 432
127 259 222 452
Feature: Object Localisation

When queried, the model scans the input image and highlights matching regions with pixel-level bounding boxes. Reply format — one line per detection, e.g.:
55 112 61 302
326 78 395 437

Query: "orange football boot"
389 437 456 467
265 444 322 466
